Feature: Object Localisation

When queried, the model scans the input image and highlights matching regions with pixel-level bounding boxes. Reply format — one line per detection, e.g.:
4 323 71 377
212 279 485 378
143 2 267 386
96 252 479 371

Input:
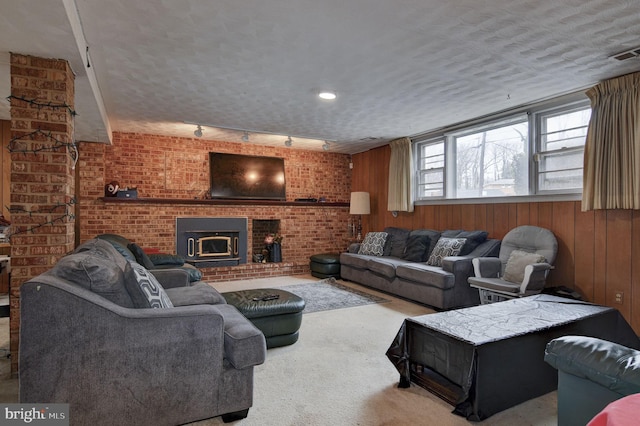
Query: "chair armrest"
520 262 552 293
545 336 640 395
150 268 191 288
472 257 502 277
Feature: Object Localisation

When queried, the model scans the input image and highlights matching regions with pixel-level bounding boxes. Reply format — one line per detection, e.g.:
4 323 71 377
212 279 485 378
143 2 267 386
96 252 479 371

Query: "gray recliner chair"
468 225 558 303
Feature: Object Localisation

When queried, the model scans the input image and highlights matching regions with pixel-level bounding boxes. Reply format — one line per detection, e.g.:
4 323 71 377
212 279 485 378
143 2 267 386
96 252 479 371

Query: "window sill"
414 192 582 206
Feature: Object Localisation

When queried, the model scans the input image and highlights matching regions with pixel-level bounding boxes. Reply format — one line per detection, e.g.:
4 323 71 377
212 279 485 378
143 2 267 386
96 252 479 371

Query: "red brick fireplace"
78 133 354 282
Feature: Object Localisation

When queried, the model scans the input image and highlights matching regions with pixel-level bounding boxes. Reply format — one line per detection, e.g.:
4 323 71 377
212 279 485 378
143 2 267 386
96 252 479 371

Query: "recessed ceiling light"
318 92 337 100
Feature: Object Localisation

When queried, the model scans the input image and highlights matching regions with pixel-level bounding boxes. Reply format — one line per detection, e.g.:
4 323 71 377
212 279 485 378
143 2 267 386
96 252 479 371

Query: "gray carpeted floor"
0 275 558 425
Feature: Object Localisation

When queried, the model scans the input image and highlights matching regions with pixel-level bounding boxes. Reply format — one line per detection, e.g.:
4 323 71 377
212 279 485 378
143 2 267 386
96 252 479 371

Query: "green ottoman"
222 288 305 348
310 253 341 279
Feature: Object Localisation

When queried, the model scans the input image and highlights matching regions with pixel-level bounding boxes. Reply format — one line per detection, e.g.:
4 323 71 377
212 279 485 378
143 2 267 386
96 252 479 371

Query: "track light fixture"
322 141 330 151
241 131 249 142
194 124 203 138
284 136 293 147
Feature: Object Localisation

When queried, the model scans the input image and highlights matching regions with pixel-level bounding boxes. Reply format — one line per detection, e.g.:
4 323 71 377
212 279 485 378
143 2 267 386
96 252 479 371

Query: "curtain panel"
582 71 640 211
388 137 414 213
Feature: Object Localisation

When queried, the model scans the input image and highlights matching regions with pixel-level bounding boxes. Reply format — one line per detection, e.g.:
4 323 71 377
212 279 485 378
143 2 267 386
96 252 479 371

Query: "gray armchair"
468 225 557 303
20 238 266 425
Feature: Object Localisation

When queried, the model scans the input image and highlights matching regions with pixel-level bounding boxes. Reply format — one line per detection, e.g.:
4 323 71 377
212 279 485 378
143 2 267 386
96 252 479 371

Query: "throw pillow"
127 243 156 270
402 234 431 262
426 237 467 267
408 229 441 259
441 230 488 255
357 232 388 257
124 261 174 308
383 227 411 257
503 250 546 284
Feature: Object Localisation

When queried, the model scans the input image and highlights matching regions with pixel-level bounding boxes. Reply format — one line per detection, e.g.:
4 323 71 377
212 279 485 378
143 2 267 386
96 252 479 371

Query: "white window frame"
413 94 590 204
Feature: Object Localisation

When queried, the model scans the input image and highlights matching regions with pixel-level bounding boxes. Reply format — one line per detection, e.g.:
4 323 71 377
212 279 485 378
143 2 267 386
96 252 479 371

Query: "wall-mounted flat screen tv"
209 152 286 201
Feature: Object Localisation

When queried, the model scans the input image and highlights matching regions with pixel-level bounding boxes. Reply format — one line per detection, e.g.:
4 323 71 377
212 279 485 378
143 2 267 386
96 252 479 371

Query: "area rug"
273 278 389 313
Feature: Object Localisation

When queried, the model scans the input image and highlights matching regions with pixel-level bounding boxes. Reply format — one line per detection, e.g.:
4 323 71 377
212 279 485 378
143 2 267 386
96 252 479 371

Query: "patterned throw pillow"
358 232 388 256
426 237 467 267
124 261 174 308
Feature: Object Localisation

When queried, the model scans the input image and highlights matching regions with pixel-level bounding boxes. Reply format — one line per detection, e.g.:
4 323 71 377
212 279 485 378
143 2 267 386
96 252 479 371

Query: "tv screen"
209 153 286 200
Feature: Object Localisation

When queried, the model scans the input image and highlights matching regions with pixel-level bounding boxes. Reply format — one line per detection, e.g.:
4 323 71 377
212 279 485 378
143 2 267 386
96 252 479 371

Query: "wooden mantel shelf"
100 197 349 207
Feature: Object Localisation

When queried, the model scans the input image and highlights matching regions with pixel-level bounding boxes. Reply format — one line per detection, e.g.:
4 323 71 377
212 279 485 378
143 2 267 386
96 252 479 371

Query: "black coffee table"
386 295 640 421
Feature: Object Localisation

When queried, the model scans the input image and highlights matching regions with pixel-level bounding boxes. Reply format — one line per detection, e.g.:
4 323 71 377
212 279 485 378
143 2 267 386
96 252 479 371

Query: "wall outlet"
614 291 624 304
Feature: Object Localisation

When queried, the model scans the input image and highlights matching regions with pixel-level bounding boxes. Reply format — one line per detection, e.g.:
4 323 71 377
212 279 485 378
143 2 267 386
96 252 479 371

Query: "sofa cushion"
124 261 174 308
426 237 466 267
503 249 546 283
395 263 455 290
367 257 407 279
409 229 441 259
52 250 134 308
127 243 157 270
383 227 411 257
358 232 388 256
443 230 489 255
402 234 431 262
339 253 371 269
74 238 128 272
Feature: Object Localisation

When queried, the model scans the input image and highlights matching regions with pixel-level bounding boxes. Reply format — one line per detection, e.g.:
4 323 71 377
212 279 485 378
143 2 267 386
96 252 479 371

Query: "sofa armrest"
441 256 473 275
545 336 640 395
472 257 502 278
214 304 267 369
148 253 185 266
150 268 191 288
347 243 361 253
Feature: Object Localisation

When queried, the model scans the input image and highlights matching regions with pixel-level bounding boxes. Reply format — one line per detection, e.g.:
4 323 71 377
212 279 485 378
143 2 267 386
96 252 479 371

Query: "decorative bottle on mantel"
264 233 283 263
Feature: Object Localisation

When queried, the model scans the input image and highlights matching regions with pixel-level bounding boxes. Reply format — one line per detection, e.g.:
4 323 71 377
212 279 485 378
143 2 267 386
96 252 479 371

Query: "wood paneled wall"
352 145 640 333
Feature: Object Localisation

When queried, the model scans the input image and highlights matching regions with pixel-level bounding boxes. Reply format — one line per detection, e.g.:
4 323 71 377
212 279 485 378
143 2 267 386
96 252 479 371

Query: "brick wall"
9 54 75 373
78 132 353 281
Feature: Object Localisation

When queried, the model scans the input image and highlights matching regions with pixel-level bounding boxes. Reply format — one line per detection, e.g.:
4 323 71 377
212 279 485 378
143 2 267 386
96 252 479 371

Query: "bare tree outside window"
454 121 528 198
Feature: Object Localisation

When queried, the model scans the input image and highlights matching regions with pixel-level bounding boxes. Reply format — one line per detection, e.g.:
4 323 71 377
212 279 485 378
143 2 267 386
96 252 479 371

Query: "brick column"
9 54 75 374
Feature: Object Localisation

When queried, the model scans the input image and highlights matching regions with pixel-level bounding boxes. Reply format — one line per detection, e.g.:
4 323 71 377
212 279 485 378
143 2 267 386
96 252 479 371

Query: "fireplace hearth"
176 217 248 267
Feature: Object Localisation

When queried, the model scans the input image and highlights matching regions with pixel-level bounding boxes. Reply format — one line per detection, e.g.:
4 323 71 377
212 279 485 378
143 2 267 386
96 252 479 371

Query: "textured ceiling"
1 0 640 154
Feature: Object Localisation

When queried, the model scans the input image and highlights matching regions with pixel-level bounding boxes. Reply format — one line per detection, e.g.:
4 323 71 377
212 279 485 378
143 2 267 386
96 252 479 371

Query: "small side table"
309 253 341 279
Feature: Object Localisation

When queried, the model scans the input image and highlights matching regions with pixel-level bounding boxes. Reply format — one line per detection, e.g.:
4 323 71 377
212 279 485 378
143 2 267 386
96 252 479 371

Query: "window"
450 116 528 198
535 105 591 192
414 97 590 201
416 139 445 198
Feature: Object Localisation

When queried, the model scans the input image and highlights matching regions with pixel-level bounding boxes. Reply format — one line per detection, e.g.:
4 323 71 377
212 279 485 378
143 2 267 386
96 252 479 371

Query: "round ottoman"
310 252 341 279
222 288 305 348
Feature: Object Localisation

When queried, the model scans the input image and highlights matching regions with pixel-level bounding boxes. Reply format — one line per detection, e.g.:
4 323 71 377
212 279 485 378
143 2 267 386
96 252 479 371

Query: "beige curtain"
388 137 414 213
582 71 640 211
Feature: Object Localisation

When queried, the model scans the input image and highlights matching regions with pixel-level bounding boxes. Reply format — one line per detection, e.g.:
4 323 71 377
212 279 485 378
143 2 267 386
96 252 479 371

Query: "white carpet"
197 275 557 426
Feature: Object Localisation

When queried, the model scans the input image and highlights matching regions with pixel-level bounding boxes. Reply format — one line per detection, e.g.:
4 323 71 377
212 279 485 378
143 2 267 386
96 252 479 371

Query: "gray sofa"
20 238 266 425
340 227 500 310
545 335 640 426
